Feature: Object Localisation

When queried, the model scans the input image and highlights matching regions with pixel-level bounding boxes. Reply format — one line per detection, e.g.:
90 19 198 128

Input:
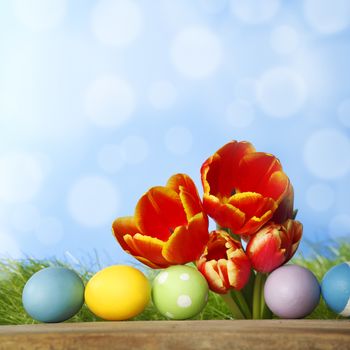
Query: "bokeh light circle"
270 25 299 55
303 128 350 179
98 144 125 174
338 98 350 128
170 26 223 79
0 152 44 203
329 214 350 239
164 127 193 156
257 67 307 118
68 176 120 228
303 0 350 34
226 99 255 128
149 81 177 110
91 0 142 47
85 76 135 128
0 229 21 258
13 0 66 31
230 0 280 24
306 183 335 211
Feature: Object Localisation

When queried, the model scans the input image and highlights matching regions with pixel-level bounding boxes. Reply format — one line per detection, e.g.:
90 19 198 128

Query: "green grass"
0 242 349 325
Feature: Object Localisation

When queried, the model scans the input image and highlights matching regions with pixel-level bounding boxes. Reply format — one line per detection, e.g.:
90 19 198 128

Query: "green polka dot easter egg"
152 265 209 320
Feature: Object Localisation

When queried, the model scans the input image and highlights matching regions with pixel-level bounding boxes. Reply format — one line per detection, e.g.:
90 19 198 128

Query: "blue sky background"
0 0 350 267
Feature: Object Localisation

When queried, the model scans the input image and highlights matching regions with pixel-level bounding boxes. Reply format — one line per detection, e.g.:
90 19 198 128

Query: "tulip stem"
230 289 252 319
252 272 265 319
221 293 245 319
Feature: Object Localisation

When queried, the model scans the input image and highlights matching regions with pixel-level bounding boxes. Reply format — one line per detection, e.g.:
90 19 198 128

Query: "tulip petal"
124 233 169 267
162 212 209 264
201 141 255 198
203 194 245 232
167 173 203 220
112 216 140 253
235 209 275 235
198 259 227 294
135 186 187 241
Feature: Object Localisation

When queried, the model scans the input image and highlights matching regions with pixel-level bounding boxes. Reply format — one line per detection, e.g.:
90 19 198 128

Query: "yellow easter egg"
85 265 150 320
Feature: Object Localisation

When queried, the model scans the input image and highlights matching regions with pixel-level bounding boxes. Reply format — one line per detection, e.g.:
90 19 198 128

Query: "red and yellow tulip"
112 174 209 269
246 219 303 273
196 230 251 294
201 141 290 236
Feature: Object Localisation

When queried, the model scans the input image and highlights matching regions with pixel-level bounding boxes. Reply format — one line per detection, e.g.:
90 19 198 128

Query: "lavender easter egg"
264 265 320 319
321 262 350 317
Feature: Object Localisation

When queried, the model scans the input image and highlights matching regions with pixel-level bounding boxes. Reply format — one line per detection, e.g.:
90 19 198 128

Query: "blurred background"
0 0 349 266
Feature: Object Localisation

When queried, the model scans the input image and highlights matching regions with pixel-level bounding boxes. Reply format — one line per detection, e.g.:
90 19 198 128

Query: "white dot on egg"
35 217 64 246
226 99 255 128
338 98 350 128
84 76 135 129
303 0 350 34
0 229 21 258
157 272 169 284
303 128 350 179
91 0 142 47
120 135 149 165
0 152 44 203
148 80 177 110
270 25 299 55
230 0 280 24
10 204 41 233
67 175 120 228
180 273 190 281
177 295 192 308
170 26 223 79
98 144 125 174
257 67 307 118
306 183 335 212
164 127 193 156
329 214 350 239
13 0 66 31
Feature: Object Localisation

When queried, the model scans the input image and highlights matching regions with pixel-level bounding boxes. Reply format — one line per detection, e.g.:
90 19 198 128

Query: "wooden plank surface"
0 320 349 350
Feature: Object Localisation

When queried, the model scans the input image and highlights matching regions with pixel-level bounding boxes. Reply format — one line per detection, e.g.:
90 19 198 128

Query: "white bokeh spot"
98 144 125 174
257 67 307 118
303 128 350 179
0 152 44 203
177 295 192 308
149 81 177 110
35 217 64 246
0 229 21 258
226 99 255 128
306 183 335 212
270 25 299 55
85 76 135 128
10 204 41 233
170 26 223 79
91 0 142 47
230 0 280 24
13 0 66 31
338 98 350 128
120 136 149 165
157 272 169 284
303 0 350 34
165 127 193 156
180 273 190 281
329 214 350 239
68 175 120 228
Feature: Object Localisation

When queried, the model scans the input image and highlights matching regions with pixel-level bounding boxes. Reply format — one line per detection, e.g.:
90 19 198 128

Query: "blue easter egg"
22 267 85 323
321 262 350 317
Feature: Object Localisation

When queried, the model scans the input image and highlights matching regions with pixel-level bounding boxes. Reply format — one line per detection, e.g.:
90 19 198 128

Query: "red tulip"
201 140 290 236
112 174 209 268
196 230 251 294
246 219 303 273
